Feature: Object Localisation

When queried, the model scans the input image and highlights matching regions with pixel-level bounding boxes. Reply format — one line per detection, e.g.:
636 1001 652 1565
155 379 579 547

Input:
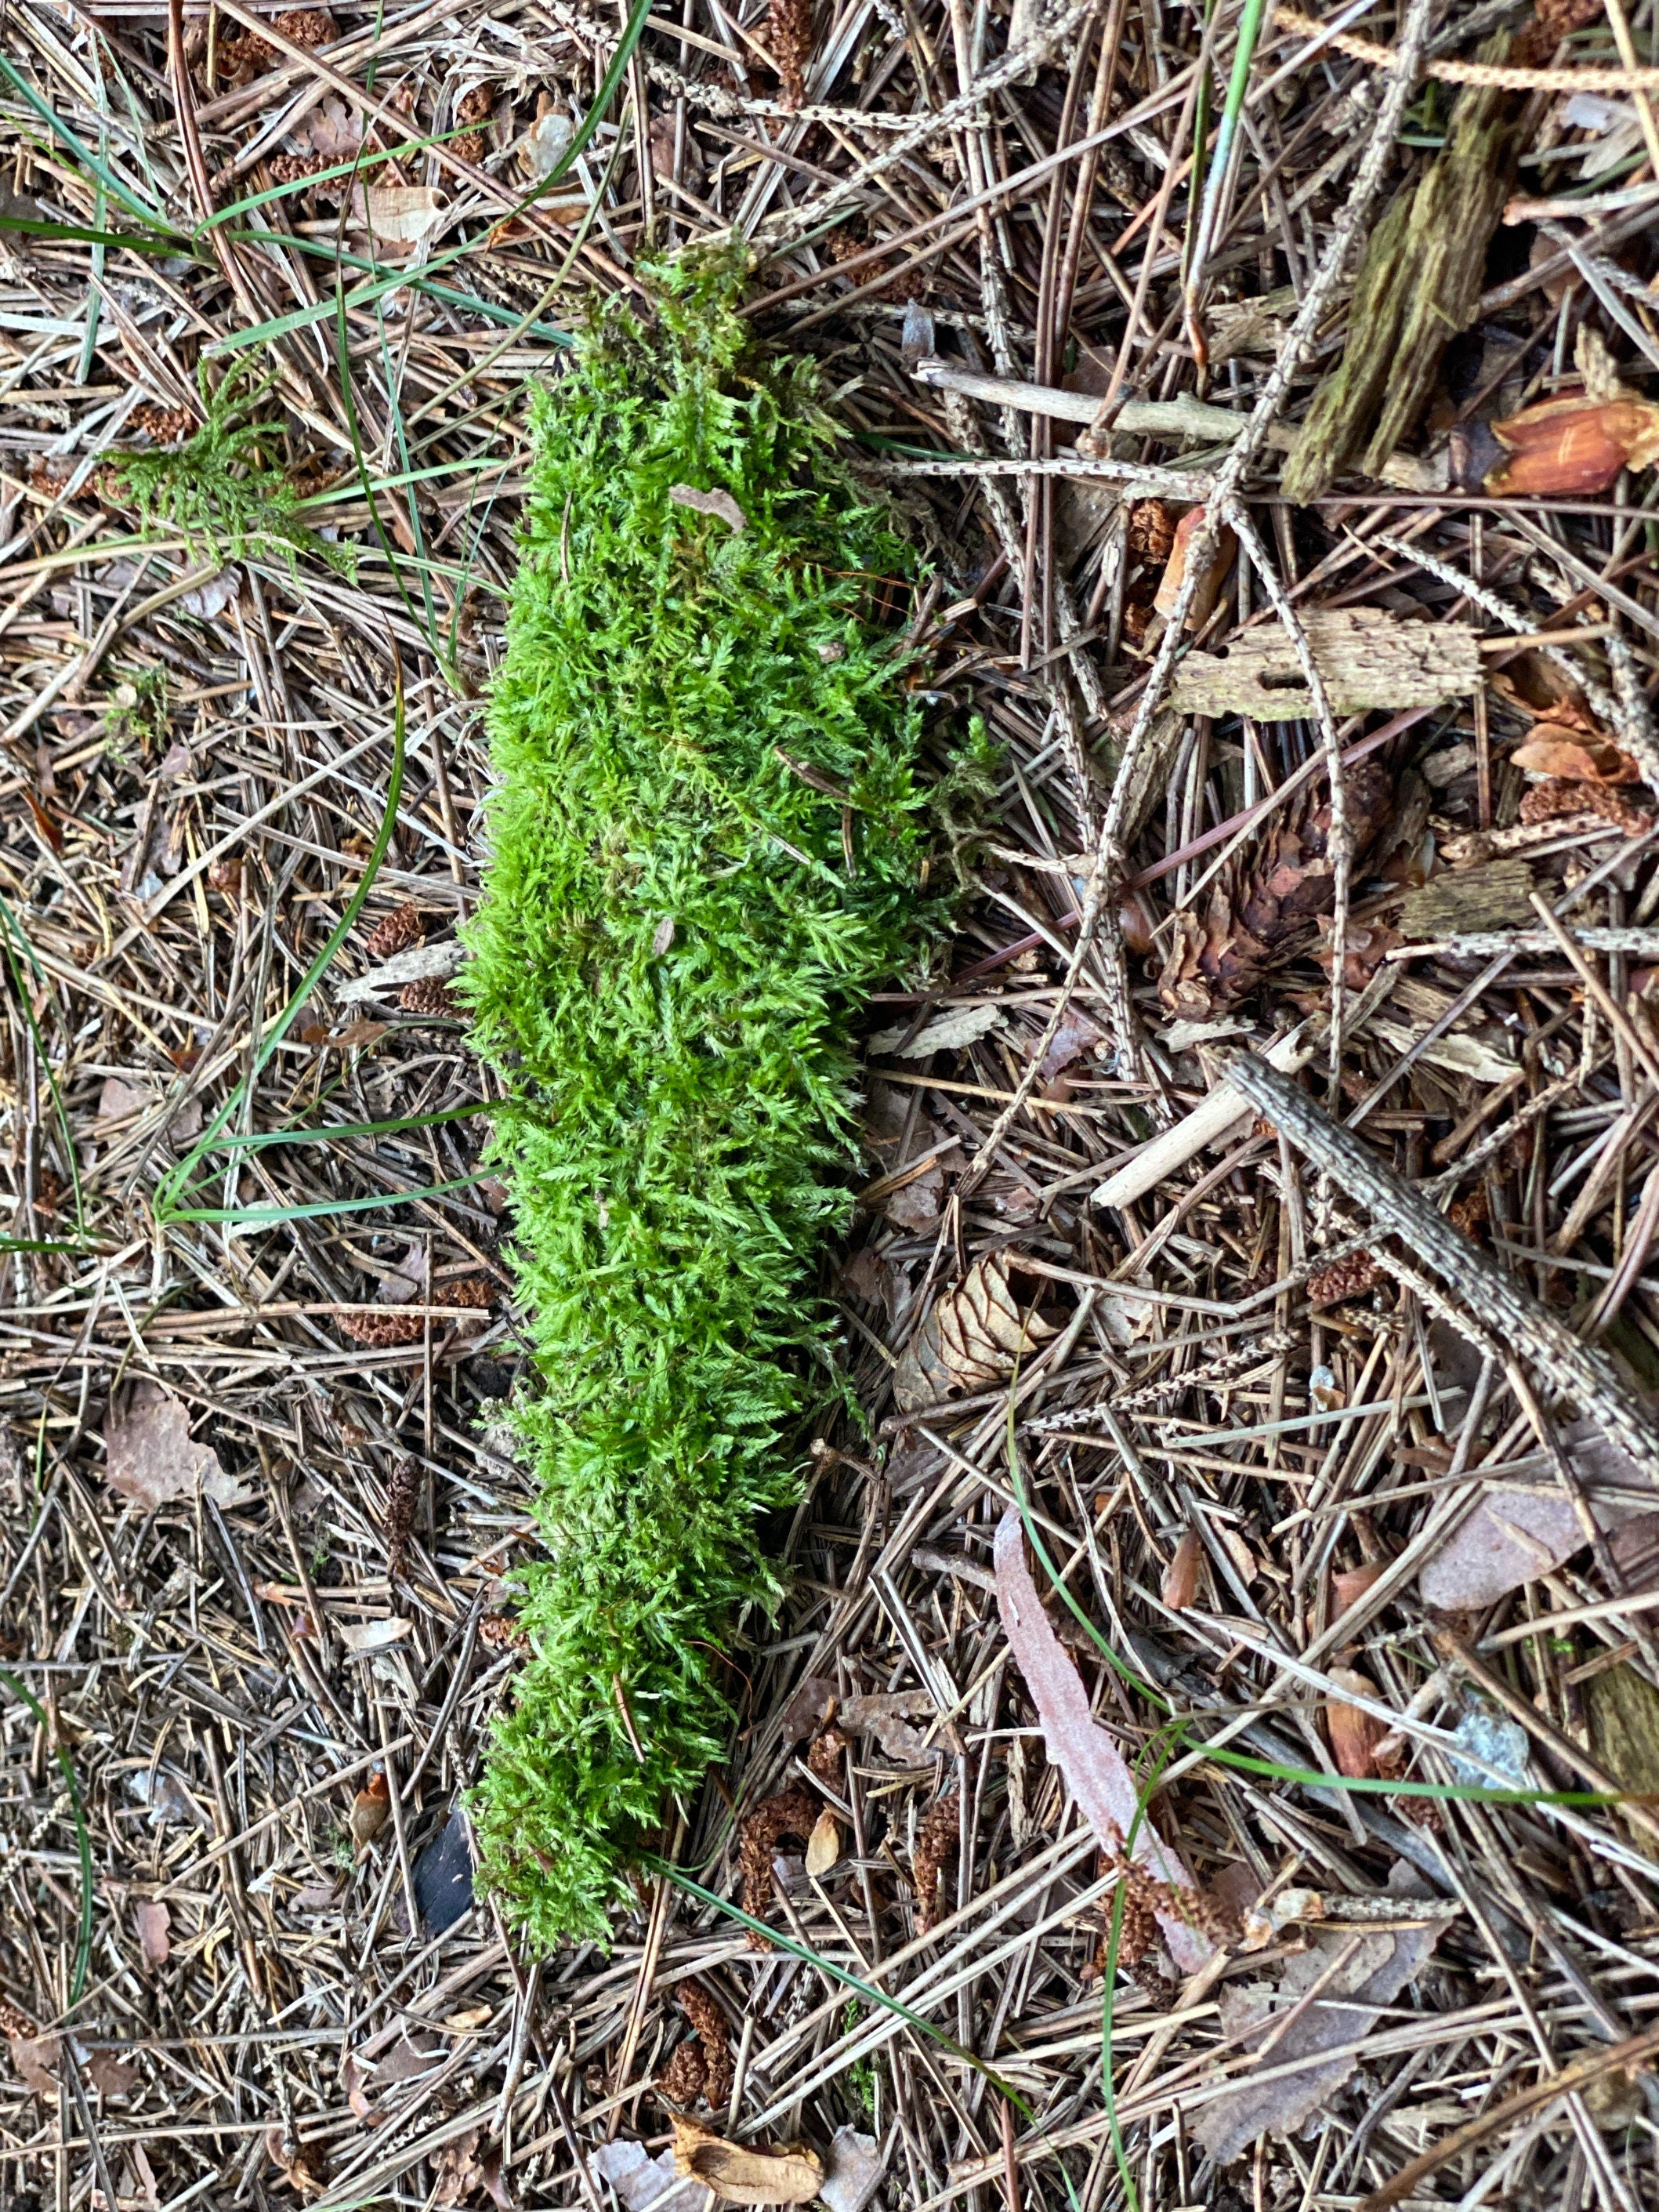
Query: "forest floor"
7 0 1659 2207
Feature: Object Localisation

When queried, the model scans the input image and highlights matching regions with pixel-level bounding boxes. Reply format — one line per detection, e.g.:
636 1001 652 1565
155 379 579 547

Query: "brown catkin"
364 901 424 959
338 1308 424 1348
737 1786 817 1945
397 976 460 1019
676 1981 734 2108
766 0 812 107
1307 1251 1379 1307
911 1793 959 1934
384 1456 418 1586
271 9 335 43
451 83 494 164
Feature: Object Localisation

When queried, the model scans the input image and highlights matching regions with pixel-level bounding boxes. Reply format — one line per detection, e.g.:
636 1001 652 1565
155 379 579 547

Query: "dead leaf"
1332 1560 1388 1615
591 2139 712 2212
1194 1873 1450 2163
299 95 360 160
9 2033 60 2096
1512 730 1642 784
669 484 746 533
839 1690 937 1764
1327 1668 1386 1779
1485 388 1659 497
1420 1422 1650 1608
335 1615 414 1654
348 184 447 247
893 1252 1054 1412
1153 507 1235 630
103 1382 237 1510
94 1075 150 1133
805 1806 842 1877
779 1675 837 1745
350 1769 391 1847
670 2116 824 2206
867 1003 1004 1057
520 104 574 179
85 2046 140 2098
341 2049 375 2121
1161 1526 1203 1612
135 1898 170 1969
819 2128 886 2212
994 1509 1213 1972
434 2126 489 2206
174 568 239 622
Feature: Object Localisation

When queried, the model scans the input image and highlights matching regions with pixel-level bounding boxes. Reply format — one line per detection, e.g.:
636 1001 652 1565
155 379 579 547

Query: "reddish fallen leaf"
670 2116 824 2205
1161 1525 1203 1612
1154 506 1236 629
25 791 63 853
994 1508 1214 1971
1331 1560 1388 1615
85 2047 140 2098
1511 729 1641 784
350 1770 391 1848
135 1898 170 1969
1485 391 1659 497
1327 1667 1387 1779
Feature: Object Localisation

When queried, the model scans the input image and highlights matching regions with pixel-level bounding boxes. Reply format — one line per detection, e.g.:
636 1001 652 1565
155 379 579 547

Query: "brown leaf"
1194 1893 1449 2162
892 1252 1055 1412
104 1382 236 1511
350 1769 391 1848
135 1898 170 1969
994 1509 1214 1972
434 2126 487 2206
1512 729 1642 785
670 2116 824 2206
820 2127 887 2212
1327 1667 1386 1779
1161 1526 1203 1612
1331 1559 1388 1615
1485 391 1659 497
85 2047 140 2098
1153 507 1235 629
804 1806 841 1877
1419 1420 1649 1608
9 2033 60 2096
348 184 447 247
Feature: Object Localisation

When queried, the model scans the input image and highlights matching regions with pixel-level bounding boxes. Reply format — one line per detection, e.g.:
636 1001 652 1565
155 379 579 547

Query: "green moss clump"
464 256 940 1946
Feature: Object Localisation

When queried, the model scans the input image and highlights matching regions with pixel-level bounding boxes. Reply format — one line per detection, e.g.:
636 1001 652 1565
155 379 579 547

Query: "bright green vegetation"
464 256 975 1945
107 368 353 574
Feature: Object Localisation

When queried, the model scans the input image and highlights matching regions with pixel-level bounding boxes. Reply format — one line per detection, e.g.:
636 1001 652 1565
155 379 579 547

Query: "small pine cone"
339 1308 425 1347
384 1454 418 1586
397 976 459 1019
271 8 334 42
444 1274 494 1311
364 901 423 959
806 1725 849 1782
129 401 194 445
1307 1252 1379 1308
766 0 812 107
677 1981 734 2109
659 2040 708 2105
737 1786 817 1946
480 1611 530 1655
912 1793 959 1934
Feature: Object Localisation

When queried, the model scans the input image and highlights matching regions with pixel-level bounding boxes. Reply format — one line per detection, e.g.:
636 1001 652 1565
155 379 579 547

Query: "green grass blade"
0 53 173 231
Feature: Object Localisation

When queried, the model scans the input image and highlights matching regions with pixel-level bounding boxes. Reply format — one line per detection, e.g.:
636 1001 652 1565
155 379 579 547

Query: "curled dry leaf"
993 1509 1214 1971
266 2125 327 2196
804 1805 842 1877
1511 730 1642 785
1327 1667 1387 1779
892 1251 1054 1412
1484 391 1659 497
1331 1559 1388 1615
350 1768 391 1848
592 2141 712 2212
1161 1525 1203 1612
134 1898 170 1969
9 2033 60 2097
1153 506 1236 630
669 484 746 533
103 1381 237 1511
670 2116 824 2206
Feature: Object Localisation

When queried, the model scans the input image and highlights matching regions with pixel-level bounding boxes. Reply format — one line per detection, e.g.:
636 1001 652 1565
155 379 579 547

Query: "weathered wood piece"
1399 858 1538 939
1171 607 1481 720
1281 41 1522 504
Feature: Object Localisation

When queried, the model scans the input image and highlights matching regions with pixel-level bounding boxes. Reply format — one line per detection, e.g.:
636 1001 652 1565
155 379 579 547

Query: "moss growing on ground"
465 256 946 1945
